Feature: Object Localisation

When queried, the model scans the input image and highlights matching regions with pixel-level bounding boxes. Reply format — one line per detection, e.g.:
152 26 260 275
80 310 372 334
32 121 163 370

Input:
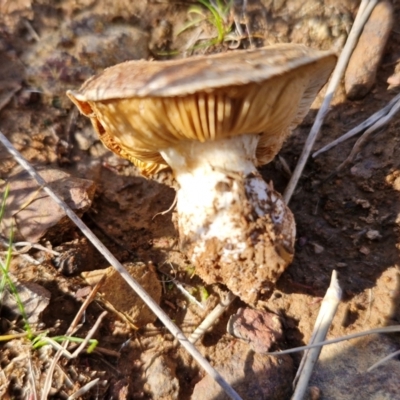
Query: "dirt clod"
82 262 162 327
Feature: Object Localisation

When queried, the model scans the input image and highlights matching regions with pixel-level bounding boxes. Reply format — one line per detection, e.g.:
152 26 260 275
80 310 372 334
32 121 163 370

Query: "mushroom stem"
160 134 295 304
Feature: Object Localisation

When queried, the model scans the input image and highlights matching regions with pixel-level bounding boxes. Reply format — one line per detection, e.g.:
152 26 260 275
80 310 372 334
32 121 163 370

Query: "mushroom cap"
67 44 337 175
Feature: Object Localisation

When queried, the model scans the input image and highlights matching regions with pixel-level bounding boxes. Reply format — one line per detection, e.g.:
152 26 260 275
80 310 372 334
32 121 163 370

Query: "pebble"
2 279 51 323
144 354 179 400
0 167 95 242
359 245 370 255
365 229 381 240
345 1 393 100
227 308 283 353
191 340 293 400
311 242 325 254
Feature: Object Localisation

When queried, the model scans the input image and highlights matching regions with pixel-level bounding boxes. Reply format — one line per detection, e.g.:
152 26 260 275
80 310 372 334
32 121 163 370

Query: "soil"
0 0 400 399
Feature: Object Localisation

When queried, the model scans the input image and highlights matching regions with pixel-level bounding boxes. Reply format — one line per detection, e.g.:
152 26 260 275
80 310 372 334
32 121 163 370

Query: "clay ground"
0 0 400 399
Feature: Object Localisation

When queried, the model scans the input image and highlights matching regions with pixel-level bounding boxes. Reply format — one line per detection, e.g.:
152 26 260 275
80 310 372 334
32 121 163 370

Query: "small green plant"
179 0 234 46
0 185 99 356
0 185 33 336
32 333 98 354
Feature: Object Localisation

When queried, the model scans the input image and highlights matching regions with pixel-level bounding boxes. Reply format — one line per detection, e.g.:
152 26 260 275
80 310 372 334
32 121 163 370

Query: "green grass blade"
0 183 9 224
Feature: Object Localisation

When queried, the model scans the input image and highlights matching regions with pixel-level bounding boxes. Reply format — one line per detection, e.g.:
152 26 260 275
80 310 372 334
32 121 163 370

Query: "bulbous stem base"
161 135 295 304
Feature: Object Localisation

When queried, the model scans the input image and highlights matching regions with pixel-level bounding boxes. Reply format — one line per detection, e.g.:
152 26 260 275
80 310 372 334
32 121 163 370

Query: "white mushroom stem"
160 134 295 304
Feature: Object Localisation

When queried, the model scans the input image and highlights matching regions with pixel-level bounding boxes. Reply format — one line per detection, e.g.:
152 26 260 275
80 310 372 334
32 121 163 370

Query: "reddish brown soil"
0 1 399 399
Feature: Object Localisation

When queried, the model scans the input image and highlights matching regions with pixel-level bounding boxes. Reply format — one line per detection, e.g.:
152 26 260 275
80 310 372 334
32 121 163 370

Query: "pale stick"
313 92 400 158
189 291 236 344
291 270 342 400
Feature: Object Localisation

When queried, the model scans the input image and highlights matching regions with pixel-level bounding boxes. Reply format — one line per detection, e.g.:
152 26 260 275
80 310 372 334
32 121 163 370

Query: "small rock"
359 245 370 255
0 167 95 242
74 129 97 151
350 161 375 179
311 242 324 254
53 238 93 275
386 170 400 191
191 341 293 400
227 308 283 353
353 198 371 209
82 262 161 327
387 70 400 89
308 386 321 400
144 355 179 400
366 229 381 240
3 277 51 324
345 1 394 99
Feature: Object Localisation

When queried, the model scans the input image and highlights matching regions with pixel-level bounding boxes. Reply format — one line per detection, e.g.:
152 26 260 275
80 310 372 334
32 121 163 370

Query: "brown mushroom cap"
67 44 336 175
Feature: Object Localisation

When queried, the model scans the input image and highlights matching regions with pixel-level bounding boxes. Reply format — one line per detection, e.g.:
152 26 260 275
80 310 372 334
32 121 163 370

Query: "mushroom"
67 44 336 304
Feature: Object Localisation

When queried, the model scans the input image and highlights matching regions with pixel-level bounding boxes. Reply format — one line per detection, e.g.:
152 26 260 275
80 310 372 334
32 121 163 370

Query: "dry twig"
312 92 400 158
267 325 400 356
0 84 21 111
328 94 400 176
283 0 378 204
367 348 400 372
189 290 236 344
67 378 100 400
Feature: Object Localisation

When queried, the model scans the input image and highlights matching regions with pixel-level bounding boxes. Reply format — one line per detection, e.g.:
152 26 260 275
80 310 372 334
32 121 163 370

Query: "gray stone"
1 167 95 242
191 341 293 400
144 355 179 400
309 334 400 400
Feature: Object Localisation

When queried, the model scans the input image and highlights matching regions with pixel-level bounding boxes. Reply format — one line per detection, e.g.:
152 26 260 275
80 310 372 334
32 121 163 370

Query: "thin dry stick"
0 84 21 111
27 354 38 400
0 238 61 256
189 290 236 344
368 348 400 372
331 95 400 175
267 325 400 356
160 267 205 309
291 270 342 400
312 92 400 158
67 378 100 400
283 0 378 204
0 131 242 400
152 194 177 220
